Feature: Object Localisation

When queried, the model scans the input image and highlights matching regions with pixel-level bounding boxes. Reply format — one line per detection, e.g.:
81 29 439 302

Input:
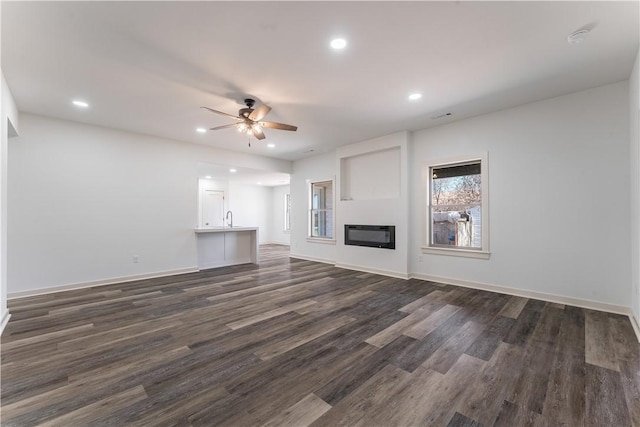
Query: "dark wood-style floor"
2 244 639 426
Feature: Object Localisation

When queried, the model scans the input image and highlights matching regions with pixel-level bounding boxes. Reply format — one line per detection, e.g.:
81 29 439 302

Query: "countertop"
194 226 258 234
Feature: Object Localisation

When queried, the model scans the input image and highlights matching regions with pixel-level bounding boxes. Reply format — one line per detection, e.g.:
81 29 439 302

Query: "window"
309 180 334 239
424 155 489 259
284 193 291 232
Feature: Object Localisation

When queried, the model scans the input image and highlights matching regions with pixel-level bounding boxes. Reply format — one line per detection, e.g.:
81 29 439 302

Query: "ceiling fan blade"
249 104 271 121
259 121 298 131
209 123 238 131
201 106 241 120
253 128 266 140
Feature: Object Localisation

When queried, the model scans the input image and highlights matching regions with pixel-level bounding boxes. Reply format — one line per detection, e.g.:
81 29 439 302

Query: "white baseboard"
630 313 640 343
198 259 252 270
289 253 335 265
335 263 409 280
8 267 200 300
410 273 631 316
0 310 11 336
262 241 290 246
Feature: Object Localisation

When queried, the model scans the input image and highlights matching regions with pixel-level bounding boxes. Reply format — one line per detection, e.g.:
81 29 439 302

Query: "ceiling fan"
201 98 297 142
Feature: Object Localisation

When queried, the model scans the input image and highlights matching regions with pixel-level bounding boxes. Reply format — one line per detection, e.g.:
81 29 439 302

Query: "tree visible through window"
430 162 482 249
310 181 333 238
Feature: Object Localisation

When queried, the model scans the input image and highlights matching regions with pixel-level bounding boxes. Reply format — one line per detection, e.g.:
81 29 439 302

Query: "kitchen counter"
195 226 259 233
195 227 259 269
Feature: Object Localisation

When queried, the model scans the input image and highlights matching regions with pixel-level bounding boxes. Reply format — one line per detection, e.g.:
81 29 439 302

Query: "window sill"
307 237 336 245
421 246 491 260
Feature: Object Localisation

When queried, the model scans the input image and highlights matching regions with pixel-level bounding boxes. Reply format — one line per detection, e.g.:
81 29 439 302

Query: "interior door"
202 190 224 227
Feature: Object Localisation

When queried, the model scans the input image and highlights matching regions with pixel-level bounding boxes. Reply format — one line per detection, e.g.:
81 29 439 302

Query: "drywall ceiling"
2 1 638 161
197 162 290 187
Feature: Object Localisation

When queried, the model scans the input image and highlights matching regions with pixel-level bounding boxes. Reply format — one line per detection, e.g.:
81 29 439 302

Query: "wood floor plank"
254 315 355 360
493 400 545 427
585 363 632 427
455 342 525 426
403 304 462 340
36 385 148 427
363 305 432 348
2 244 639 426
226 298 317 330
585 309 619 371
498 296 529 319
542 305 586 426
262 393 332 427
310 364 411 427
421 320 484 374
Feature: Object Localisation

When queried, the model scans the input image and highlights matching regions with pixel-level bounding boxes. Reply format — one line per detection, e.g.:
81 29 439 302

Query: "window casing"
284 193 291 232
309 180 334 239
423 155 489 259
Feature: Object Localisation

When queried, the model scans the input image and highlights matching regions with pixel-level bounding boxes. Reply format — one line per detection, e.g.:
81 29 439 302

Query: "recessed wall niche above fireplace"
344 225 396 249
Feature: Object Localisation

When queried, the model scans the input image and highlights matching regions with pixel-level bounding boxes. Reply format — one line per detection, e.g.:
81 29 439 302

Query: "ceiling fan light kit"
202 98 297 142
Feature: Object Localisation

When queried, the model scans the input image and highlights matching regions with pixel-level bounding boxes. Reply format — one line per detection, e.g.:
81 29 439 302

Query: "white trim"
8 267 199 299
630 313 640 343
423 153 489 254
306 237 336 245
307 177 336 240
410 272 631 316
335 263 409 280
289 253 335 265
0 311 11 336
421 246 491 260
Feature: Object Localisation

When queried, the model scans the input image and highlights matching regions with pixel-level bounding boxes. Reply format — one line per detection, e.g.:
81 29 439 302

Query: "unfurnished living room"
1 1 640 426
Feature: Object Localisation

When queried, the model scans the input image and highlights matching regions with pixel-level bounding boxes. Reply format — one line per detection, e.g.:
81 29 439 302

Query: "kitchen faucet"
226 210 233 228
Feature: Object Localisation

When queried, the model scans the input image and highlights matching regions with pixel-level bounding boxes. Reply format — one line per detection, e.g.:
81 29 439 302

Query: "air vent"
431 112 453 120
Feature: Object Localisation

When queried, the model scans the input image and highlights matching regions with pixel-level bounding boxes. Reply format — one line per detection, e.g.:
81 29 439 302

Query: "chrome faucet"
226 210 233 228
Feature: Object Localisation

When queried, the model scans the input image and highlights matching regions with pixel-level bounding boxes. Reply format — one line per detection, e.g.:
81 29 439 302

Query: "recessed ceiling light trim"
196 127 207 133
408 93 422 101
229 168 237 173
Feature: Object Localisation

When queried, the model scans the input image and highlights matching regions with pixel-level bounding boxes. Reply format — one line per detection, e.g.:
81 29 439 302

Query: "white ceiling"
2 1 638 161
197 162 290 187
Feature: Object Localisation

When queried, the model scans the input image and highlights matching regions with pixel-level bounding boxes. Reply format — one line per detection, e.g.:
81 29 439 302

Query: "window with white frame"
284 193 291 232
424 155 489 258
309 180 334 239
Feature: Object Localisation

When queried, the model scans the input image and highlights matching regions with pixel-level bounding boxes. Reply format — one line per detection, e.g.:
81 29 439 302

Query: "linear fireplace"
344 224 395 249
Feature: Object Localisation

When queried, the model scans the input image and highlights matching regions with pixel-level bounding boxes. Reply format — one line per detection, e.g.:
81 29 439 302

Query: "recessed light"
267 143 276 148
72 100 89 108
408 93 422 101
257 182 262 185
330 38 347 50
229 168 237 173
204 175 212 179
196 127 207 133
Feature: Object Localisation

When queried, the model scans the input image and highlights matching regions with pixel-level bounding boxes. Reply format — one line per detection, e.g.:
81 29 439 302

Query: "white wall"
8 114 290 294
1 70 19 332
630 48 640 322
411 81 630 308
336 132 410 277
269 184 291 245
290 151 336 263
228 181 271 244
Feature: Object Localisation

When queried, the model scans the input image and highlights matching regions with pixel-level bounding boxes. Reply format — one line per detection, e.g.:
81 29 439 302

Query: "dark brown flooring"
1 244 639 426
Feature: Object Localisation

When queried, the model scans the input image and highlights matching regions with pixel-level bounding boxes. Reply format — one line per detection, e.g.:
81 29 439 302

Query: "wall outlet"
418 255 424 263
133 255 139 263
